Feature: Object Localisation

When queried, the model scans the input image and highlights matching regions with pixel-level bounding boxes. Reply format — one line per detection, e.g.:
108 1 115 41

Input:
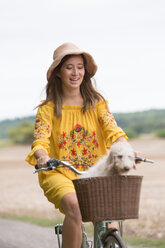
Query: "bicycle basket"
73 175 143 222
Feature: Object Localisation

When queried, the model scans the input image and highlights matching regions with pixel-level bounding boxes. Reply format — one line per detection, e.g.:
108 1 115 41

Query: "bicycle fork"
93 220 123 248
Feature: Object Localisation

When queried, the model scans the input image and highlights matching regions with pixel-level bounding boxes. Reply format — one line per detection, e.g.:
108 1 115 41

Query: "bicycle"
34 156 154 248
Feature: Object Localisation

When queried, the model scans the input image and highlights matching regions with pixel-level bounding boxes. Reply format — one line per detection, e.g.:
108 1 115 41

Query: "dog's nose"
124 166 130 171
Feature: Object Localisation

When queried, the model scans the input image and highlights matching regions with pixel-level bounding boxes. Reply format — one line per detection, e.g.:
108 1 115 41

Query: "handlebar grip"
47 158 60 167
135 156 143 163
34 159 59 171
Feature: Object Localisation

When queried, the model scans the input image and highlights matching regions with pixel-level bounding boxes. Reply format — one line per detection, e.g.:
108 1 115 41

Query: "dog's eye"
117 155 123 159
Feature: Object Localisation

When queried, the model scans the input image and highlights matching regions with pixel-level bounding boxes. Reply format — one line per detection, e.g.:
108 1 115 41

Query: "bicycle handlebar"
34 156 154 174
135 156 154 164
34 158 86 175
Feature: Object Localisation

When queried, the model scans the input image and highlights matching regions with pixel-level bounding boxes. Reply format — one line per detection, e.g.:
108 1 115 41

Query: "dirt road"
0 218 58 248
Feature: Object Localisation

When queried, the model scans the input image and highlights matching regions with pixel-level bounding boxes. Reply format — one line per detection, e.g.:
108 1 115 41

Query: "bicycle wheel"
102 229 127 248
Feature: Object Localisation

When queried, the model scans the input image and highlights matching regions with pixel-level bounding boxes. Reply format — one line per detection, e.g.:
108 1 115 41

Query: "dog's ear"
107 150 114 164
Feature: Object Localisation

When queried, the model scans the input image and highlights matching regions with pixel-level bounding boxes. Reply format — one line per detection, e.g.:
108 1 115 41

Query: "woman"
26 42 128 248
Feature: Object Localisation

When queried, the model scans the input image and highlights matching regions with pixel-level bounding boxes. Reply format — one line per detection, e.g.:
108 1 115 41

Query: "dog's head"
107 141 136 174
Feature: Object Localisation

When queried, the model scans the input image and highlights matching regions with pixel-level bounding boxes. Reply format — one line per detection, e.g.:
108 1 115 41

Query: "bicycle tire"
102 229 127 248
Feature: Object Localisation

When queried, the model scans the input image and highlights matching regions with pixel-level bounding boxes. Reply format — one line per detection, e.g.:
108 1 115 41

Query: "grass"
0 139 12 148
125 236 165 248
1 215 64 227
1 215 165 247
1 214 94 236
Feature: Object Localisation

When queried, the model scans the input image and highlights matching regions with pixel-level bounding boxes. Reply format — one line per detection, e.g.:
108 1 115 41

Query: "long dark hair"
39 55 107 118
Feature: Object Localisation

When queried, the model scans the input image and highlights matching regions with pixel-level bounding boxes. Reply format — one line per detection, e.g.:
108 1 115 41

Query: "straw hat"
47 42 98 80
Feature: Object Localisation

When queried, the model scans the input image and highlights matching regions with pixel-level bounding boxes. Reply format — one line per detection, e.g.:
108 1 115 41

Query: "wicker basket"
73 176 143 222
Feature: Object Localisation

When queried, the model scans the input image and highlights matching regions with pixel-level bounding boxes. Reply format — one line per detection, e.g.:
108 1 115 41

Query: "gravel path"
0 218 59 248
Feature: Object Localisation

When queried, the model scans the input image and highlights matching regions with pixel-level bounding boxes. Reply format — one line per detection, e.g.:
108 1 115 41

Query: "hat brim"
47 49 97 80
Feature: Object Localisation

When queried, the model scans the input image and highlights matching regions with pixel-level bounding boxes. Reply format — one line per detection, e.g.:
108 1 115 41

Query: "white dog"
80 141 136 178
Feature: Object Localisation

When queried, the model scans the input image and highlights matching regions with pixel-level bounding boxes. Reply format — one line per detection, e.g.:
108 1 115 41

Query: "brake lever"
135 156 154 164
34 158 60 173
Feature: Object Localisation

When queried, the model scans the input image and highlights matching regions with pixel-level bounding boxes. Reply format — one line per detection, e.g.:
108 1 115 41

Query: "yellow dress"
26 100 128 213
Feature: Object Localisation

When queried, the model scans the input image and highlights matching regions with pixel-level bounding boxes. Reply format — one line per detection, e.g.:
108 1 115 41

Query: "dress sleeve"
97 101 128 149
25 102 54 165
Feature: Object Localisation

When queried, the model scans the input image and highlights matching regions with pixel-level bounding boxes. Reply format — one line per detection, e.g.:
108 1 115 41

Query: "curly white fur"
80 141 135 178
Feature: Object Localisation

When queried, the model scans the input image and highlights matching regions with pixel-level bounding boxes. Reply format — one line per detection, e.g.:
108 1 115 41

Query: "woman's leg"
61 192 82 248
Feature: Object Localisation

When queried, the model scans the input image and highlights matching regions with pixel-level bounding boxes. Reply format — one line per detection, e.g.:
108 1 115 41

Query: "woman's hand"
34 150 50 168
37 155 50 168
134 151 142 164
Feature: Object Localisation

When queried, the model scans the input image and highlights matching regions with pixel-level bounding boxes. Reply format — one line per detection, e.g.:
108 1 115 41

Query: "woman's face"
58 55 85 90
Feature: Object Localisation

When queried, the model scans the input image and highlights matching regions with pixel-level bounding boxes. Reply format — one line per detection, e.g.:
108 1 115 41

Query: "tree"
156 129 165 138
8 121 34 144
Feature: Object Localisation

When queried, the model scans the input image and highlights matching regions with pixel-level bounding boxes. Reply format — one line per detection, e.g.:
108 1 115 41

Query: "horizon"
1 107 165 122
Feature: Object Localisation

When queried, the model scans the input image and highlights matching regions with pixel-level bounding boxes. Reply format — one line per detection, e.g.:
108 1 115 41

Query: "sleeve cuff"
25 145 49 166
106 131 128 149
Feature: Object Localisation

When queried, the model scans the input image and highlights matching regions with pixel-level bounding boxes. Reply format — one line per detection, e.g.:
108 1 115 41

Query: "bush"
156 129 165 138
124 128 139 139
8 121 34 144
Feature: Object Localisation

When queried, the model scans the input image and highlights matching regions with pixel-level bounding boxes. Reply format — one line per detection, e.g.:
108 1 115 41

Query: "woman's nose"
72 67 78 75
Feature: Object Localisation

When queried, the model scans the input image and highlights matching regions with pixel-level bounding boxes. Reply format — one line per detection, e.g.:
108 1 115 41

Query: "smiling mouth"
70 78 79 81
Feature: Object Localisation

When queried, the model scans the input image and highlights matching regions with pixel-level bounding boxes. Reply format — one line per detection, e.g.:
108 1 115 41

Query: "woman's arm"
26 102 54 166
114 136 127 143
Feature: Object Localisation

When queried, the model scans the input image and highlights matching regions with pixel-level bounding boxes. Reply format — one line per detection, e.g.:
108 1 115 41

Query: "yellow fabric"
38 169 75 214
25 100 128 212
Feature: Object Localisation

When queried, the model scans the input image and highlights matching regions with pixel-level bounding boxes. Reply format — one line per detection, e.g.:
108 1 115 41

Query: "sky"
0 0 165 120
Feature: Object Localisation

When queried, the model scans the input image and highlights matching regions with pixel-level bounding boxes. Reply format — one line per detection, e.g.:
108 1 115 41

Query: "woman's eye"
66 66 72 70
65 65 84 70
78 66 84 70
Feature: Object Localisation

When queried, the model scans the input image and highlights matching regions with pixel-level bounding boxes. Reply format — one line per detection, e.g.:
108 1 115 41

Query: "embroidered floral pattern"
58 124 99 170
99 112 117 128
34 113 50 140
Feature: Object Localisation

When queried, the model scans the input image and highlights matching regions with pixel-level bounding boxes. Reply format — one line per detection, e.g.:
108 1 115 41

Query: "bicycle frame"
55 220 124 248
